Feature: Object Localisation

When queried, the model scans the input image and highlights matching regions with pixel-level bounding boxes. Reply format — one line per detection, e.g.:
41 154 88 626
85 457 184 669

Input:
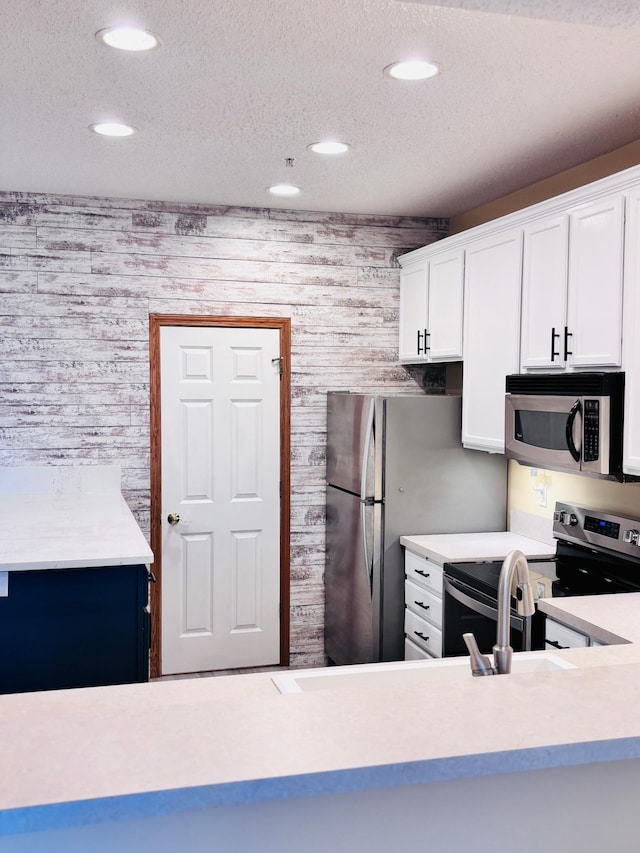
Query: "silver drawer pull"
414 631 430 642
415 569 430 578
415 601 430 610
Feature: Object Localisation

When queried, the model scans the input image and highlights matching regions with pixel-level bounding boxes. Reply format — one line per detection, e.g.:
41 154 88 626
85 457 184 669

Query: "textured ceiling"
3 0 640 217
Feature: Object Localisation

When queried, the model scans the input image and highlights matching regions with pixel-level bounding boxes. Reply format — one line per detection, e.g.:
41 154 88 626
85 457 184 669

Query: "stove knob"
554 511 578 526
623 529 640 545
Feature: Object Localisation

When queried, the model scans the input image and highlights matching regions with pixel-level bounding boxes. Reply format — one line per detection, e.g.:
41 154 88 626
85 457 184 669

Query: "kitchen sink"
271 652 575 694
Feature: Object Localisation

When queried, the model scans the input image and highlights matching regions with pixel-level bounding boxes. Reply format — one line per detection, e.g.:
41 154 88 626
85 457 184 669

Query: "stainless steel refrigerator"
325 392 507 665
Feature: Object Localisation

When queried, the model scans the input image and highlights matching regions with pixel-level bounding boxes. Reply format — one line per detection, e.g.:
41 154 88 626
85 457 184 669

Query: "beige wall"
450 139 640 234
508 461 640 523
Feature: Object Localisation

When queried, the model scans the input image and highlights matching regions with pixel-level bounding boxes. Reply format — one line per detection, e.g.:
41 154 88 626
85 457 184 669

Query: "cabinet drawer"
545 619 589 650
405 609 443 657
404 550 443 596
405 579 442 628
405 638 434 660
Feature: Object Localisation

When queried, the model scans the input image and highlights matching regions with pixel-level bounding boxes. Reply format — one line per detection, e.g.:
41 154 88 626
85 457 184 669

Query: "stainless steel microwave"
505 373 625 479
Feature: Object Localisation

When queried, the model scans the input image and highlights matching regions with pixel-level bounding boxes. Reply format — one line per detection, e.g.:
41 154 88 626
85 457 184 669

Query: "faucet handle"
463 633 496 677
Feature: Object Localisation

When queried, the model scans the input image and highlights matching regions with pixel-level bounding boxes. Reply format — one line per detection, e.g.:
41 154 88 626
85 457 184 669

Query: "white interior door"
160 325 281 675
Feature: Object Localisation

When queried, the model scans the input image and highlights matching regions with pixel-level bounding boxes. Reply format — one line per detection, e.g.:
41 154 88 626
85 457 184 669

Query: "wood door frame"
149 314 291 678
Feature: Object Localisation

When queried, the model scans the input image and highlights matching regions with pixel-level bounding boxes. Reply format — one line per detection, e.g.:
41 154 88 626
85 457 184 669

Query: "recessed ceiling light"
96 26 160 51
268 183 302 197
90 122 137 137
308 141 351 155
384 60 440 81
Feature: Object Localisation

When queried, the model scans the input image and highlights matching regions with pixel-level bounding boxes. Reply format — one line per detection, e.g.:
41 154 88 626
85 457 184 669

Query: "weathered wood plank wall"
0 192 448 667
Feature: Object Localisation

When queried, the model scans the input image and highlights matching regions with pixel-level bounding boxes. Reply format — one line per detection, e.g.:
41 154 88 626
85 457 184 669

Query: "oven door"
443 574 539 657
505 393 584 474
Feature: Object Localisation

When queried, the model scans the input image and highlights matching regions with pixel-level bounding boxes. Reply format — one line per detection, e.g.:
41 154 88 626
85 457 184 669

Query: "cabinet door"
545 618 589 650
0 565 149 694
566 194 624 368
520 215 569 370
398 260 428 362
428 248 464 360
623 185 640 476
462 229 523 452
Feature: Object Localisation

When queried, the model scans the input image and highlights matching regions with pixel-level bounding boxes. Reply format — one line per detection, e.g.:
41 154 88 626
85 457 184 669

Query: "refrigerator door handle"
359 398 376 595
360 501 373 594
360 398 375 501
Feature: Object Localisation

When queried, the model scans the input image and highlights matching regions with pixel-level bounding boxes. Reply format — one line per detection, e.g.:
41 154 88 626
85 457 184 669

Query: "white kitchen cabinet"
566 194 624 368
398 258 428 362
545 618 589 650
398 248 464 363
623 185 640 476
404 637 431 659
545 616 606 649
520 195 624 371
404 549 444 659
398 164 640 458
462 229 523 453
520 215 569 370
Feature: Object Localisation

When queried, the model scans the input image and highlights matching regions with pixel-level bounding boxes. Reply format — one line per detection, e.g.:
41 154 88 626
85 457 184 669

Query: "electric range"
442 502 640 657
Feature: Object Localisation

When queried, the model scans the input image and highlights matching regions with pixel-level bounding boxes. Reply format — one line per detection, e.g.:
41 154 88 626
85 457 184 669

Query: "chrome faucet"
463 549 536 676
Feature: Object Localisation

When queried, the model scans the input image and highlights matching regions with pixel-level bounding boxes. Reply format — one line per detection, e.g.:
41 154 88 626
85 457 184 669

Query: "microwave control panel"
583 399 600 461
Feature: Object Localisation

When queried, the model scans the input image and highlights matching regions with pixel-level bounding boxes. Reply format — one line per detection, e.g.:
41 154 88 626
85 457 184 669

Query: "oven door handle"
443 575 526 632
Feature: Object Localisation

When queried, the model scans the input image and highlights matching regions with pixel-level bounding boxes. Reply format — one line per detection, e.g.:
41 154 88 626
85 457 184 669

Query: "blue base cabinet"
0 564 151 694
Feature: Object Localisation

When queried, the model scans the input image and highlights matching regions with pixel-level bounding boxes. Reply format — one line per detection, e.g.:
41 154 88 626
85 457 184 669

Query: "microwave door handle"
565 399 582 463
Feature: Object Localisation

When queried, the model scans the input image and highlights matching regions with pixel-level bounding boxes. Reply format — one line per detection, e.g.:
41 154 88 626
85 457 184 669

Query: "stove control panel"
553 502 640 558
584 515 620 540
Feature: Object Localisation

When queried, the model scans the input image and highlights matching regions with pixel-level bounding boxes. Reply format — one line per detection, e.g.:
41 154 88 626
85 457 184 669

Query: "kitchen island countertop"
0 468 153 572
0 492 153 571
2 593 640 843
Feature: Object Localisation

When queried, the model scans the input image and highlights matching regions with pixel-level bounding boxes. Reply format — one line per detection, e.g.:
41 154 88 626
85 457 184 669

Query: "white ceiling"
3 0 640 218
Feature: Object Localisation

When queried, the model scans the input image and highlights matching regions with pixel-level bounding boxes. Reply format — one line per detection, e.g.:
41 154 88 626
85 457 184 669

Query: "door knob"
167 512 181 526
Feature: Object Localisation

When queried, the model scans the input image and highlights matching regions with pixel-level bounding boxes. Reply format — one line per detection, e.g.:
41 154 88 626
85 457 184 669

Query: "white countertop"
538 593 639 647
0 465 153 572
2 592 640 837
0 492 153 571
400 531 556 564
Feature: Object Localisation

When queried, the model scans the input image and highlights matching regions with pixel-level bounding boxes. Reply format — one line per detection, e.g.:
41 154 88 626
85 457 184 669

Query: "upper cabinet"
397 163 640 459
462 230 523 453
566 195 624 369
520 215 569 370
623 185 640 477
398 258 428 362
398 247 464 363
520 195 624 371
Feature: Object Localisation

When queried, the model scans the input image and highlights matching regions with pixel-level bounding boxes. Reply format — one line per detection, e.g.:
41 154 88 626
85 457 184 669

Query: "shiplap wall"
0 192 448 667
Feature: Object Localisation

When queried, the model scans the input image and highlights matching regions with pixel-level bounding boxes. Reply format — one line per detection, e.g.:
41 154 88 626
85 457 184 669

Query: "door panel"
520 215 569 370
567 194 624 367
160 325 280 675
